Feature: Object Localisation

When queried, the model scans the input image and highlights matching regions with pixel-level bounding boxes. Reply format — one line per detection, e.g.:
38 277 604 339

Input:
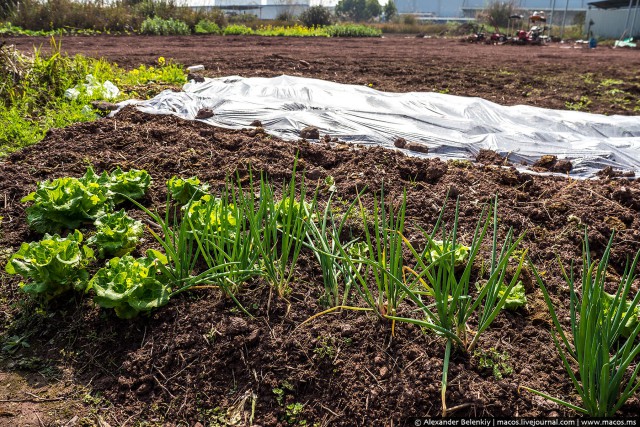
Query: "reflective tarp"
129 75 640 178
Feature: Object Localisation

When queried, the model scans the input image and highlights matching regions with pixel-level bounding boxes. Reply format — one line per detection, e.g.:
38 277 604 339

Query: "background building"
394 0 587 22
586 0 640 38
189 0 311 19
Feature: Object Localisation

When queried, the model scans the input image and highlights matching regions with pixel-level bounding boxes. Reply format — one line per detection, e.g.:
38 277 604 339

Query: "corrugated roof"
589 0 638 9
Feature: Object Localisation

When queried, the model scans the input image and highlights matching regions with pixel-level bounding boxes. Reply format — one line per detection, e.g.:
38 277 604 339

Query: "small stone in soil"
533 155 557 169
195 108 214 120
406 141 429 154
299 126 320 139
394 137 407 148
91 101 119 114
187 73 205 83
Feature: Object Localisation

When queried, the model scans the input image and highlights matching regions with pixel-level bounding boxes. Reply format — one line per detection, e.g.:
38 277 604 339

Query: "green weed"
474 347 513 380
565 96 592 111
0 42 186 156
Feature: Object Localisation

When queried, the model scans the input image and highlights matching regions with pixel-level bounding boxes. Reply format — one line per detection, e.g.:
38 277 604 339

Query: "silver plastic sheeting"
131 75 640 178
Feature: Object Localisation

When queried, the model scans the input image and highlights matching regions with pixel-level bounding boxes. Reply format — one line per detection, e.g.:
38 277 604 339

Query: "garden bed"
1 36 640 426
1 105 639 425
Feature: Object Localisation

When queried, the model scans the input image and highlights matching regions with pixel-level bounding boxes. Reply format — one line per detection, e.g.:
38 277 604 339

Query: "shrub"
300 6 333 28
140 16 190 35
276 10 296 22
402 14 417 25
227 13 258 25
195 18 221 34
223 24 254 36
325 24 381 37
480 1 519 28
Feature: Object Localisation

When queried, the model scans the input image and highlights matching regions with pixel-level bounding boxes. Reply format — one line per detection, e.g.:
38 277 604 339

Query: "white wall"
586 6 640 39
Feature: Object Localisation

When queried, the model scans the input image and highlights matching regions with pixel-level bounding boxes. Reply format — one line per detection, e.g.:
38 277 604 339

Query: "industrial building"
395 0 588 22
188 0 312 20
586 0 640 38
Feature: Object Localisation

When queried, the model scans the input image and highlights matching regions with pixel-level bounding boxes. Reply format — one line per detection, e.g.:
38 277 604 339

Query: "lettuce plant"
429 240 470 267
5 230 94 298
88 251 170 319
497 281 526 310
22 167 151 233
476 280 527 311
603 291 640 338
274 196 315 225
167 175 209 205
184 194 238 237
105 167 151 204
87 210 144 258
22 175 110 233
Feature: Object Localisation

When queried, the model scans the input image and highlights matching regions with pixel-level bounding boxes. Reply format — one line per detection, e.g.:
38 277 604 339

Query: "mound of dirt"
1 108 639 425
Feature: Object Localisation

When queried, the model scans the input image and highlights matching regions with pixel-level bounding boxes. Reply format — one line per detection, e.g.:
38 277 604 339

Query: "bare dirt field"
1 36 640 426
5 34 640 114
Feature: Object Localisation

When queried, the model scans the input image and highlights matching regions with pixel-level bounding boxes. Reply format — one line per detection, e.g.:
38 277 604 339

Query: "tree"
481 1 519 28
0 0 19 19
383 0 397 22
300 5 333 27
335 0 382 22
365 0 381 20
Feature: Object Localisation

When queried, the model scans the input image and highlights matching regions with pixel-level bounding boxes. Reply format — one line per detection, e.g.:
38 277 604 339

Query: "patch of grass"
0 42 186 156
195 19 222 35
325 24 381 37
256 24 328 37
223 24 255 36
600 78 624 87
565 95 592 111
221 23 381 37
140 16 190 35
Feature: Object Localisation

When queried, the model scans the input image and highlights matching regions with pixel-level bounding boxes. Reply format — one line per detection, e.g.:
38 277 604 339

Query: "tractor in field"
462 23 507 44
507 11 549 45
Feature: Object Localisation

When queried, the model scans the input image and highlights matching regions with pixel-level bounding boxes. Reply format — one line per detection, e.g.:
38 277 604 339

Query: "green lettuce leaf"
107 167 151 204
499 281 527 310
274 196 315 225
87 210 144 258
21 167 151 234
5 230 94 298
89 251 170 319
22 176 110 234
167 175 210 205
428 240 470 266
603 291 640 338
184 194 238 237
475 280 527 311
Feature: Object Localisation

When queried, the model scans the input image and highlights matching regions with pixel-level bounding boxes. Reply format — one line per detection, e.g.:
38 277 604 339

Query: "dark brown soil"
3 35 640 115
1 36 640 426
